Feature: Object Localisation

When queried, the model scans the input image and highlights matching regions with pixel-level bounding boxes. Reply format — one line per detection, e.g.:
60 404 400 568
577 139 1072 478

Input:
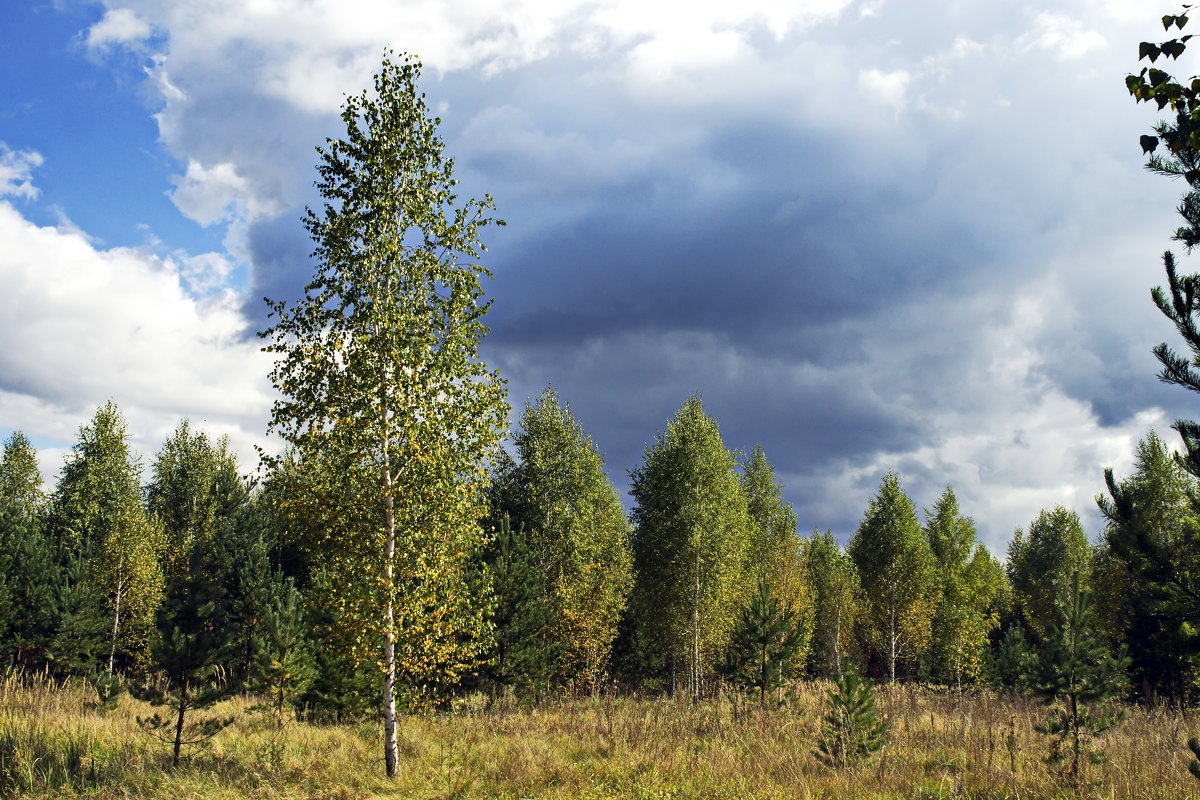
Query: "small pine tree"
1187 737 1200 783
1027 573 1129 781
814 664 888 768
717 579 808 704
249 575 315 724
134 542 235 766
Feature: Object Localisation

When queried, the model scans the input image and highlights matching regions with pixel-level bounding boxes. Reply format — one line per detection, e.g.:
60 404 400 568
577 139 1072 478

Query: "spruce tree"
1098 431 1200 703
814 664 888 768
1027 573 1129 781
249 575 315 724
136 540 236 766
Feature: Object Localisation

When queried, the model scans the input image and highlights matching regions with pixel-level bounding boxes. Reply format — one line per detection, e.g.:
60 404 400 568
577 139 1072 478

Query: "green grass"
2 672 1198 799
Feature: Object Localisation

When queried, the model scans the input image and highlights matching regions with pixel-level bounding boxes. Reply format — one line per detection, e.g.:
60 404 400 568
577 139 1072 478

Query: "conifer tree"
1027 574 1129 781
259 52 506 777
492 388 632 689
630 397 752 699
848 472 937 682
717 579 809 703
814 664 888 768
1098 431 1200 703
482 515 559 699
249 575 315 724
136 539 236 766
46 546 108 675
802 530 862 678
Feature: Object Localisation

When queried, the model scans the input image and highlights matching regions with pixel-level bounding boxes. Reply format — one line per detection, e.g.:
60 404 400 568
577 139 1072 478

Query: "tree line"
0 391 1190 711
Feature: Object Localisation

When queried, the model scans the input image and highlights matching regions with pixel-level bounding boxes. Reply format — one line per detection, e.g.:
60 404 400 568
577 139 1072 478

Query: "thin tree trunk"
382 451 399 778
888 605 897 683
833 608 843 677
108 574 124 674
692 542 701 702
172 686 189 767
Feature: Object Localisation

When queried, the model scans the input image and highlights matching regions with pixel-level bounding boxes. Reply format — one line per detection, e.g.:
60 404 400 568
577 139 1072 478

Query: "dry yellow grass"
2 672 1199 799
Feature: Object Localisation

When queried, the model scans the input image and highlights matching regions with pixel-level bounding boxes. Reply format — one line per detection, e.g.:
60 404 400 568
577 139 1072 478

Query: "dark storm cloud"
164 0 1187 547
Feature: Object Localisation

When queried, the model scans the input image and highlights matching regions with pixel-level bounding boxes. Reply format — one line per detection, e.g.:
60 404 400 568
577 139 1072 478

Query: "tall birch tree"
259 52 506 778
848 472 936 682
493 388 633 689
629 397 751 699
802 529 862 677
49 402 163 673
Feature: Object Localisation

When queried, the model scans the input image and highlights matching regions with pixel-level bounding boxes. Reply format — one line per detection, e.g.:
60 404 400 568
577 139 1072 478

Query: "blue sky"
0 0 1191 551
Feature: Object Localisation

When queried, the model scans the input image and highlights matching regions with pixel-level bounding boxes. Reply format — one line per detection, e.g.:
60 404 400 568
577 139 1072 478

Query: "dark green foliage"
1125 16 1200 672
46 548 108 676
249 575 314 723
298 568 378 724
0 507 60 669
1099 432 1200 703
209 472 274 686
814 665 888 768
1027 574 1129 781
484 515 559 701
135 541 235 766
85 670 126 714
717 580 807 703
992 624 1032 690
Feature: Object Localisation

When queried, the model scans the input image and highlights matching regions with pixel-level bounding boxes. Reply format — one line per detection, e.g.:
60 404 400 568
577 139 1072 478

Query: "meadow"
2 671 1198 800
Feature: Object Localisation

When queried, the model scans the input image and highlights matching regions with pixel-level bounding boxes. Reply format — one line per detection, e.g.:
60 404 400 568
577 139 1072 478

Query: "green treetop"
629 397 753 699
848 472 937 682
1007 506 1092 641
491 388 633 690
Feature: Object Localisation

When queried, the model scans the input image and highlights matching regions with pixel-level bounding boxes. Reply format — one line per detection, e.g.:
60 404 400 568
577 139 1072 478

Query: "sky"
0 0 1194 553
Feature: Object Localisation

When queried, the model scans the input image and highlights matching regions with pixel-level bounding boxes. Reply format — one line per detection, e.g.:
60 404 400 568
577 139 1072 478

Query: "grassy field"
2 672 1199 799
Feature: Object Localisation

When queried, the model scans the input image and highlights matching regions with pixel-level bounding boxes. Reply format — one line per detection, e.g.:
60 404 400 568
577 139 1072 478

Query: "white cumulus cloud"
0 144 44 201
86 8 152 52
0 200 275 479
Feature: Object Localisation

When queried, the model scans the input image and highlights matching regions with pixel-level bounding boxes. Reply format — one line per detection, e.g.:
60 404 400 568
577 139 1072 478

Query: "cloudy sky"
1 0 1193 552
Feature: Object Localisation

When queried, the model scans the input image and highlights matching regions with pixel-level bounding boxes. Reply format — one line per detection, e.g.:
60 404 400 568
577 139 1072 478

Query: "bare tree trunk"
833 609 843 677
888 606 897 683
692 543 701 702
382 441 400 778
172 686 189 767
108 573 124 674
